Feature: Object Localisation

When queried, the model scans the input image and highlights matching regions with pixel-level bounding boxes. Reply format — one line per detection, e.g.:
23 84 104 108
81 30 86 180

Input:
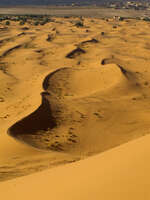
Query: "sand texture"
0 17 150 186
1 134 150 200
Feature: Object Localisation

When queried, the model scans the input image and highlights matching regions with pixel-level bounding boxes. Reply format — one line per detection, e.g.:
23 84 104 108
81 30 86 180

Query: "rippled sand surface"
1 17 150 182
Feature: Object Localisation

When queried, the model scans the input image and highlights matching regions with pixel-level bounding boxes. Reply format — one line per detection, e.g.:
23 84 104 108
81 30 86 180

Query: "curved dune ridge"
1 17 150 181
43 65 123 98
8 59 150 154
8 64 124 151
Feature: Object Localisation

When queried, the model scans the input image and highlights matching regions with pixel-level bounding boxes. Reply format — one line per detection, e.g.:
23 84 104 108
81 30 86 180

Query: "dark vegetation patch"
0 14 54 26
74 21 84 27
46 34 55 42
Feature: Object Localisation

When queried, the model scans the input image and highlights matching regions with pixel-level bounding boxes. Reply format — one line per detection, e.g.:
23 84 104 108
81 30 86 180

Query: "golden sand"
0 17 150 192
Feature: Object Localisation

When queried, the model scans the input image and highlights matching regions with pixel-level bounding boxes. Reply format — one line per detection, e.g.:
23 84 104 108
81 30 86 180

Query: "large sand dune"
1 17 150 184
1 134 150 200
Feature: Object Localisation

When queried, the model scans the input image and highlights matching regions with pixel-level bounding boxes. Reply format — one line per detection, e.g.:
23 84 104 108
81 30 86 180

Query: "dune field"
0 15 150 190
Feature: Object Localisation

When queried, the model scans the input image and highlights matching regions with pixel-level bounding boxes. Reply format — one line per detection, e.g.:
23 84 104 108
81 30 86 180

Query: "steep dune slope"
1 134 150 200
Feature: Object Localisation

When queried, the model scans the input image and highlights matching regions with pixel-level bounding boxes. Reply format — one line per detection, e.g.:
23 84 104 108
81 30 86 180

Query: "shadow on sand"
7 70 58 140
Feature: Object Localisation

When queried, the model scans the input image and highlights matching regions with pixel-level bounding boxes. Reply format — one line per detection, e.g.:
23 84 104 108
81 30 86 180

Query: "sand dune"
1 17 150 183
1 134 150 200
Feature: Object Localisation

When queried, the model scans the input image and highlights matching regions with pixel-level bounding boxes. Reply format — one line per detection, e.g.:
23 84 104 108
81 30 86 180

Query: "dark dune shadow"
42 68 67 90
66 47 86 59
8 68 73 148
8 92 56 139
1 44 23 58
8 68 65 140
79 38 99 47
101 58 129 77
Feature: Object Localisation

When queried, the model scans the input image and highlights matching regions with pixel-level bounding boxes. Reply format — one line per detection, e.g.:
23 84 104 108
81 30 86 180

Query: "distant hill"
0 0 147 6
0 0 124 6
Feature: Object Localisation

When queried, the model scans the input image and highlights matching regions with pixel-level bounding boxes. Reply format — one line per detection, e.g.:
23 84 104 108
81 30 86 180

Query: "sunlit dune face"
43 66 123 98
8 58 150 154
2 17 150 158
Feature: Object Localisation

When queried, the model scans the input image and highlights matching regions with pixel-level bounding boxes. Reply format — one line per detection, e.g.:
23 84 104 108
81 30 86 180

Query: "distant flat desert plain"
0 6 150 17
1 8 150 199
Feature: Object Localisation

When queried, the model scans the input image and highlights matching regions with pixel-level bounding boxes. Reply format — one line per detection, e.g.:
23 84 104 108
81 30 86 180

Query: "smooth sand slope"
1 134 150 200
1 17 150 181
